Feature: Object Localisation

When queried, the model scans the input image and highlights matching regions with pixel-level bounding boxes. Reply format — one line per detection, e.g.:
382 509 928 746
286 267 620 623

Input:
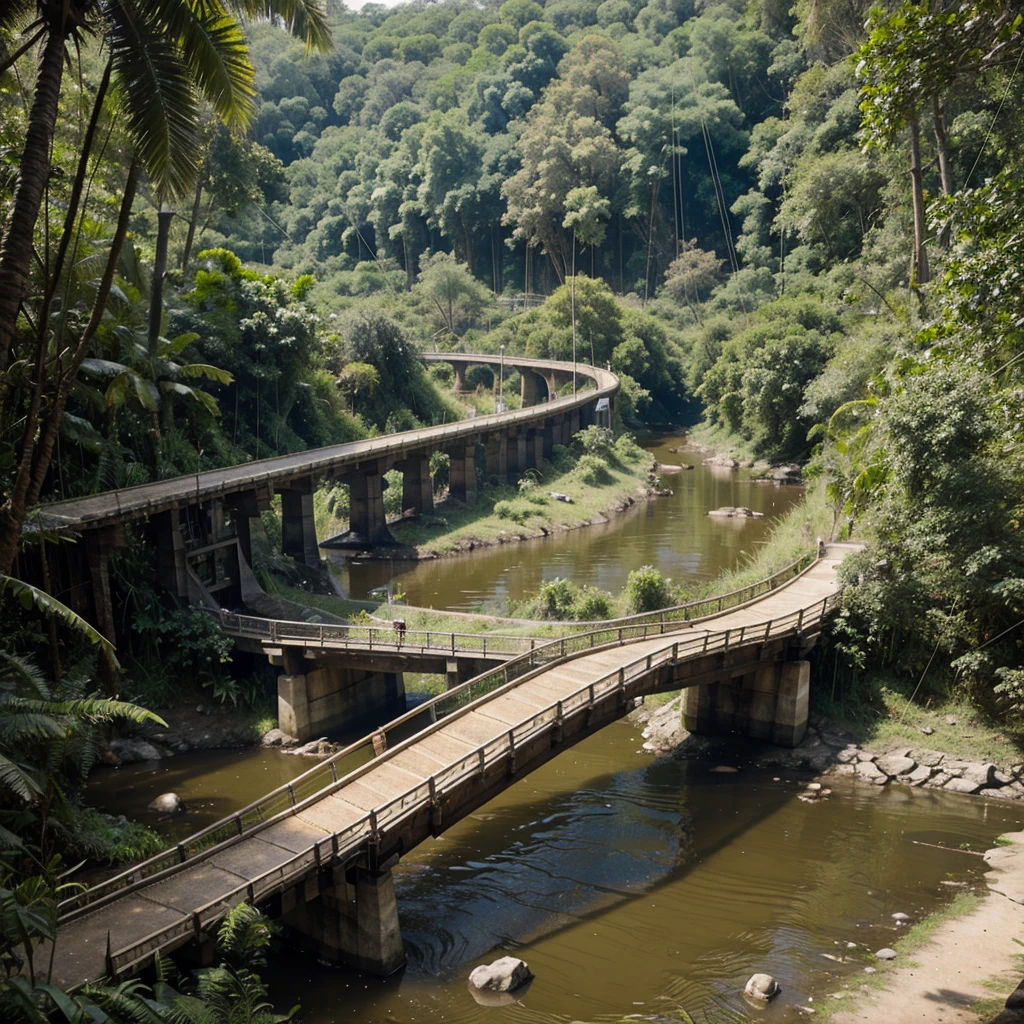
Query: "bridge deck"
30 355 615 533
50 551 849 989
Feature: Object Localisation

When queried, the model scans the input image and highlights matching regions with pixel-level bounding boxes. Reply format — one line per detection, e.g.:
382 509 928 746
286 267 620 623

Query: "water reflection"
328 435 805 610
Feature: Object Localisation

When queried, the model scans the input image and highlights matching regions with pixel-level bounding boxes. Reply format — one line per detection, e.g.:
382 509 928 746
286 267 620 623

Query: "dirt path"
831 832 1024 1024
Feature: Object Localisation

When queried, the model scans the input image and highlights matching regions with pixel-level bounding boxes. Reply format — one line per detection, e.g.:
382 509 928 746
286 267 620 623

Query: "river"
84 435 1022 1023
330 435 806 610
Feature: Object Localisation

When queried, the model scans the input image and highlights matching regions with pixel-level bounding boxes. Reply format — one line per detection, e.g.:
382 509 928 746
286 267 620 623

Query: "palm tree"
0 0 331 576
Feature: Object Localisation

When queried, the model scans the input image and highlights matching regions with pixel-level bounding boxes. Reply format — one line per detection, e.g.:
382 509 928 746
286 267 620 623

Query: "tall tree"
0 0 331 576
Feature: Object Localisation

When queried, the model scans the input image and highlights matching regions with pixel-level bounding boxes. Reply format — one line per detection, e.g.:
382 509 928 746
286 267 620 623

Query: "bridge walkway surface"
49 547 855 990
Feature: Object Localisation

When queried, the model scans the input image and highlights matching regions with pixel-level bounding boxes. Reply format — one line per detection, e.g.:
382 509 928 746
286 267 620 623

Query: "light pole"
498 344 505 412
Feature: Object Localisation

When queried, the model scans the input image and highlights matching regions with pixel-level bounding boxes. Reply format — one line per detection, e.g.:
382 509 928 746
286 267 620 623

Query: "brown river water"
85 435 1023 1023
331 435 805 609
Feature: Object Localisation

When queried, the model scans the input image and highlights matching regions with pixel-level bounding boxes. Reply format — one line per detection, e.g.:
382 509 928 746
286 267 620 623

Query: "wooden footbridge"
50 546 854 990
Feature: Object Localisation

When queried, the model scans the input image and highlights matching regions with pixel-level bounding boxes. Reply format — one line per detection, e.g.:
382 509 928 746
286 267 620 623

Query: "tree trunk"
181 171 205 271
570 228 577 394
932 95 953 247
908 118 931 288
41 60 112 345
0 21 69 374
0 163 140 576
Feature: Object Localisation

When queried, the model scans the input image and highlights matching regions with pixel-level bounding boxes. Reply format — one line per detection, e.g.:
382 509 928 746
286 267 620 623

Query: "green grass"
813 673 1024 765
387 451 652 556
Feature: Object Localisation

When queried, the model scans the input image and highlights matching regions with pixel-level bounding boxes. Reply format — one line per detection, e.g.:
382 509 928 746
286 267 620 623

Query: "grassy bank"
388 439 653 557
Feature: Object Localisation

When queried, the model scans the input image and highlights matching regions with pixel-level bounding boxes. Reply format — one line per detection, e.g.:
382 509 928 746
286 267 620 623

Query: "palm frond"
177 362 234 385
0 753 43 803
145 0 256 128
107 1 201 197
231 1 332 53
0 575 115 652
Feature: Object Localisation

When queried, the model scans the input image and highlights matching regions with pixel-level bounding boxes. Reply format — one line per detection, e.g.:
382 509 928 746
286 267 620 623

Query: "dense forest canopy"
2 5 1024 1014
0 0 1023 714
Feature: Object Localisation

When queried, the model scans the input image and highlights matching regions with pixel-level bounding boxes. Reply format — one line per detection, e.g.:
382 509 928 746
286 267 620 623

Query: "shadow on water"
263 723 1024 1024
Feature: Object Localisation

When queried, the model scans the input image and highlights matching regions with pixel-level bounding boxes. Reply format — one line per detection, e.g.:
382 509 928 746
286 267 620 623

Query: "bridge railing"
218 612 537 659
102 591 841 980
217 551 816 656
58 550 818 921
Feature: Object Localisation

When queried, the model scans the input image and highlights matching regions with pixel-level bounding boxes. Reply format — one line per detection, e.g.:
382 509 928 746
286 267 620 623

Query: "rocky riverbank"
634 698 1024 801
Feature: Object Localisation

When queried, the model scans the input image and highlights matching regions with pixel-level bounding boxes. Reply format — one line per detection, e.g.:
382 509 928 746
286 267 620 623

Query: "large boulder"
147 792 183 814
261 728 298 748
943 776 981 794
876 754 917 777
110 737 163 763
743 973 781 1002
468 957 533 993
855 760 889 785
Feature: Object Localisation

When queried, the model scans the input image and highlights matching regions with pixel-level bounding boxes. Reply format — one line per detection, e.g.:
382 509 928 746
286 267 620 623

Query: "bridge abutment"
283 865 405 976
277 653 405 741
682 659 809 748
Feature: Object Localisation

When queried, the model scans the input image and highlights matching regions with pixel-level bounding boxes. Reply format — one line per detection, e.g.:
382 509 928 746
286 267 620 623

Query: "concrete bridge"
49 547 852 991
21 354 616 648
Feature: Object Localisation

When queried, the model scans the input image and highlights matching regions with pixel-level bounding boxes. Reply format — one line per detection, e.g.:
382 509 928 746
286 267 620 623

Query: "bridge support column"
398 456 434 516
773 660 810 747
280 482 320 567
454 364 469 393
542 421 554 457
515 431 528 478
155 509 188 599
277 654 404 741
681 659 809 748
531 428 544 468
283 865 405 976
484 432 507 484
446 445 477 505
520 369 544 406
569 409 580 438
86 527 123 645
345 468 394 546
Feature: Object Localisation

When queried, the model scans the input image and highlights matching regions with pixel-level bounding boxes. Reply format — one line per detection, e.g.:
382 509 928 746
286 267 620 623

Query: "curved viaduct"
49 547 855 991
23 354 616 647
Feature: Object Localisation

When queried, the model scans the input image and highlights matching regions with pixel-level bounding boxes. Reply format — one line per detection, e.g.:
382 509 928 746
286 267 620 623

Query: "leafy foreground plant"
1 888 295 1024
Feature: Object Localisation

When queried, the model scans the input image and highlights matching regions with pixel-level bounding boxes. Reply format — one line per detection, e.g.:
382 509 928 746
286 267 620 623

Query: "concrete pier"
344 467 393 545
681 659 810 748
446 444 478 505
280 482 320 567
398 455 434 516
277 651 405 740
283 865 405 975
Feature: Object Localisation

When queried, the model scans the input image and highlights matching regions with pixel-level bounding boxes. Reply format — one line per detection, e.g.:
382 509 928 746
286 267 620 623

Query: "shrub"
623 565 677 614
494 500 542 525
573 424 616 460
577 453 612 485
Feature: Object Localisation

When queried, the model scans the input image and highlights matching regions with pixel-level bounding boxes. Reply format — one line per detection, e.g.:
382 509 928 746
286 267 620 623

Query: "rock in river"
110 737 163 763
148 792 183 814
468 956 533 993
744 973 781 1002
